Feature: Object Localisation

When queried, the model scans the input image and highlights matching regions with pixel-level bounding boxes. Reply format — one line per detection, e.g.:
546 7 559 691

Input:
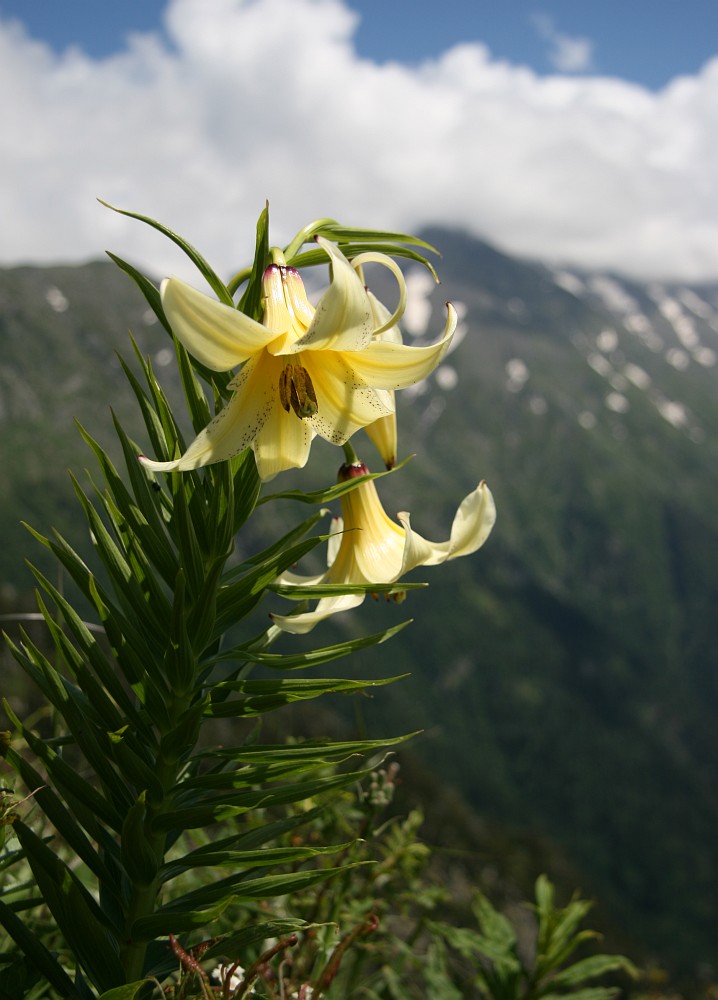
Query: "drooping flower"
271 462 496 633
140 239 456 481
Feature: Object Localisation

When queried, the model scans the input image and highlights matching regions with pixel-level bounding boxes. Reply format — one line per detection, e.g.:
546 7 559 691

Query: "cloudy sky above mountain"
1 0 716 282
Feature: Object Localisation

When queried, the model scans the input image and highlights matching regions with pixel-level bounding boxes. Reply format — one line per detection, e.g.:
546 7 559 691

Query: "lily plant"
0 203 496 999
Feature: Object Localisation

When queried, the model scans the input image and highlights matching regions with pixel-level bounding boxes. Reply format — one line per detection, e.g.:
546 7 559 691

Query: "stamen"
279 364 318 419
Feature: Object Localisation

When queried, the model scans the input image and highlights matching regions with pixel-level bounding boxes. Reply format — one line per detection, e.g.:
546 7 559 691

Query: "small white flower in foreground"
211 963 254 994
271 462 496 633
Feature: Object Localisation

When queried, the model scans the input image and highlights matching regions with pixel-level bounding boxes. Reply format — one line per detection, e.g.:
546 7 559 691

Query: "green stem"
119 691 196 982
226 266 252 297
283 217 338 263
342 440 360 465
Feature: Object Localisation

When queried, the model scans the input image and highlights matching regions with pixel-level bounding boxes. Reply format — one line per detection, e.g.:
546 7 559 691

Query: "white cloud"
531 13 594 73
0 0 717 282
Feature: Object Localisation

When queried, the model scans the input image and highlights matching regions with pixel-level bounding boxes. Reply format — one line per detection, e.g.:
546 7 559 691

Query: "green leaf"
98 983 153 1000
471 890 519 955
217 620 411 671
4 636 133 818
121 792 158 887
69 472 172 639
12 821 126 992
100 200 234 305
155 766 373 831
197 733 413 765
3 698 123 833
175 336 214 431
259 457 410 506
81 418 179 587
160 841 348 882
201 917 307 962
162 570 196 696
30 565 149 732
129 896 234 939
213 533 326 635
2 742 115 887
206 674 407 718
160 862 366 914
119 348 181 463
236 201 270 318
547 953 639 989
106 251 172 334
0 898 80 998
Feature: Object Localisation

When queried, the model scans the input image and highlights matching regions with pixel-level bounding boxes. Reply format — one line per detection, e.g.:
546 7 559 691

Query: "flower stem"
342 440 360 466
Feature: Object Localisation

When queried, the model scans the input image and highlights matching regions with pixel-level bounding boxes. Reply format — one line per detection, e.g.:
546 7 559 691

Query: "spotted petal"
305 351 394 445
140 354 278 473
342 303 457 389
291 238 374 353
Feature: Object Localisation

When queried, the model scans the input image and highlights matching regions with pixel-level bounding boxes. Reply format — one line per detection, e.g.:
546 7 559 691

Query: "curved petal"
352 251 407 336
367 290 404 345
396 513 437 576
304 351 393 445
445 480 497 559
341 303 457 389
292 238 373 353
398 481 496 572
271 592 366 635
161 278 277 370
276 567 328 587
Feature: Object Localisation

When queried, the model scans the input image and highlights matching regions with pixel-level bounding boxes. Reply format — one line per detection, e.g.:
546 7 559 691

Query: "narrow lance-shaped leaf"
0 898 81 999
2 695 124 833
121 792 158 888
29 564 149 731
205 674 407 718
214 620 411 672
100 200 234 305
163 569 196 696
13 821 126 993
1 742 116 889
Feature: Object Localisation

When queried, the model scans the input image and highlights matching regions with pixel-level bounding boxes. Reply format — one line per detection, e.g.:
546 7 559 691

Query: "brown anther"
279 364 318 419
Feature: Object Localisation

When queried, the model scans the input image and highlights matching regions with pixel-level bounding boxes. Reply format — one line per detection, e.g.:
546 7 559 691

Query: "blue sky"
2 0 715 88
0 0 716 280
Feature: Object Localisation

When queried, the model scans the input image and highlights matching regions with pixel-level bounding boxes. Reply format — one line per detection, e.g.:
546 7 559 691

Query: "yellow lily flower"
140 238 456 481
271 462 496 633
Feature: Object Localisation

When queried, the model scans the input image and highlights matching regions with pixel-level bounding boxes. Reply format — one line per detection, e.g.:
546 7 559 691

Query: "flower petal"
341 303 457 389
304 351 393 445
364 410 397 469
291 238 373 353
252 389 313 481
271 592 366 635
140 354 277 472
398 481 496 573
161 278 277 370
